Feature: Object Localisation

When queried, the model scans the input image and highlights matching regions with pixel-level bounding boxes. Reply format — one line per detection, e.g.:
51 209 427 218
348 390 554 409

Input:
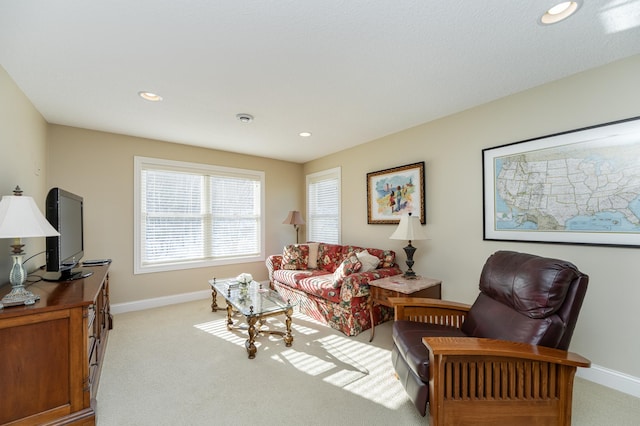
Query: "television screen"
44 188 92 281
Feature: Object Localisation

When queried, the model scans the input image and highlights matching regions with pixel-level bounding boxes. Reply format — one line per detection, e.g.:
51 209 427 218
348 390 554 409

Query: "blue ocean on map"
493 147 640 234
495 194 640 232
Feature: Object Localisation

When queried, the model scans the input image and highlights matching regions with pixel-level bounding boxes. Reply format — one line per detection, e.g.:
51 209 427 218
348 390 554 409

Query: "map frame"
482 116 640 247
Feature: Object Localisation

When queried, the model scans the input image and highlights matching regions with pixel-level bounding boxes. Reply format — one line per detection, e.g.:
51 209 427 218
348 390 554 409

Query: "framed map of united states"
483 116 640 247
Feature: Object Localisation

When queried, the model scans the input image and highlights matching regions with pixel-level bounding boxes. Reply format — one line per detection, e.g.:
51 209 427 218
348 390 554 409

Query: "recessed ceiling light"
299 132 312 137
541 1 579 25
138 91 163 102
236 113 254 123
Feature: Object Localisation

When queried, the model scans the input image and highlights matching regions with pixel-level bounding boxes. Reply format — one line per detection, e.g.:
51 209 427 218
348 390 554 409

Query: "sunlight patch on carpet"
292 311 326 326
314 335 406 408
193 319 246 346
193 313 407 410
272 334 406 409
277 348 338 375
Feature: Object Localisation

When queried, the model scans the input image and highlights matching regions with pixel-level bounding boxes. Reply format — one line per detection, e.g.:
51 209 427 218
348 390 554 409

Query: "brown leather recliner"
390 250 590 425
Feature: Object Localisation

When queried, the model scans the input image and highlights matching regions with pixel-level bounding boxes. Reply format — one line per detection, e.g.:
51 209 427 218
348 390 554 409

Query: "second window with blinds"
306 167 341 244
134 156 265 274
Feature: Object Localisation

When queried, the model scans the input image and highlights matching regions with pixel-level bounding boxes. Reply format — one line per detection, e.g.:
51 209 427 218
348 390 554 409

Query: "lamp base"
402 242 419 280
402 270 418 279
0 285 40 307
0 253 40 308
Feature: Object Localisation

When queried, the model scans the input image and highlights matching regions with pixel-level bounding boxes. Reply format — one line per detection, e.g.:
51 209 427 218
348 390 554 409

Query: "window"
306 167 341 244
134 156 265 274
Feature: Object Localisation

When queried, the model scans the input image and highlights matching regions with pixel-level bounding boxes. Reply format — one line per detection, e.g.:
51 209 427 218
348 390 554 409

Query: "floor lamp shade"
282 210 305 244
389 213 427 278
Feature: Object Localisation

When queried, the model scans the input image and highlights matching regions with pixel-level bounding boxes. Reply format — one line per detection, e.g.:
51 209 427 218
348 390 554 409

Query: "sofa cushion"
282 244 309 270
479 250 579 319
332 253 362 287
297 274 342 303
356 250 380 272
341 245 364 259
273 269 331 289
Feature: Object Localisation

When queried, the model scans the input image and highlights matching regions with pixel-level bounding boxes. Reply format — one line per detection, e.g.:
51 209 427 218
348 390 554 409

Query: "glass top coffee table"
209 278 294 359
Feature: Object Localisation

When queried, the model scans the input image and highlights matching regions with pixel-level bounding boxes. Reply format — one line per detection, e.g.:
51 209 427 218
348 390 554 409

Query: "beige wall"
4 54 640 380
0 66 49 279
305 55 640 378
46 126 303 305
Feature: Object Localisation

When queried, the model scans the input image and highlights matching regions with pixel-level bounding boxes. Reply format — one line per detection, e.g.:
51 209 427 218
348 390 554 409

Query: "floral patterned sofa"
266 242 402 336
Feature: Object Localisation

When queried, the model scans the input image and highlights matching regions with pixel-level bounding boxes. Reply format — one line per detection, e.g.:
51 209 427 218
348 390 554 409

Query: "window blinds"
307 168 340 244
136 157 264 272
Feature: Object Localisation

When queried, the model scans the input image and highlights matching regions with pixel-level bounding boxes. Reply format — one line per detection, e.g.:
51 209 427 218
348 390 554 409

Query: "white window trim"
306 166 341 244
134 156 265 274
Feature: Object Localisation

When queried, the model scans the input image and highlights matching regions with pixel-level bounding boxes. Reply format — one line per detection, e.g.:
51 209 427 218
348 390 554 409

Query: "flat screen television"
43 188 92 281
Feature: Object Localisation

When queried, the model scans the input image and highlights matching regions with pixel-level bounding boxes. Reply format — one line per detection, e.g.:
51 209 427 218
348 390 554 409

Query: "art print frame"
367 161 425 224
483 116 640 247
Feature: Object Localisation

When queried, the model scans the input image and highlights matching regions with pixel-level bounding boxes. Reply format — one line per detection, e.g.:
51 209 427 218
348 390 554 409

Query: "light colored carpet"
96 299 640 425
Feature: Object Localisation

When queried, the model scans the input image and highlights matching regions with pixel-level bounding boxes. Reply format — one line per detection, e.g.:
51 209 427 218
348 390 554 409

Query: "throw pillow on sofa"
282 244 309 270
317 243 345 273
366 248 396 268
332 253 362 287
356 250 380 272
307 242 319 269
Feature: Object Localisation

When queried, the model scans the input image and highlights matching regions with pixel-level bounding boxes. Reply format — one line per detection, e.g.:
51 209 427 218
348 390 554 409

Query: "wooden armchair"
390 251 590 425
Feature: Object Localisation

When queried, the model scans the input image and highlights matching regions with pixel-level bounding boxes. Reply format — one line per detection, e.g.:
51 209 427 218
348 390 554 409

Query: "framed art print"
367 161 425 224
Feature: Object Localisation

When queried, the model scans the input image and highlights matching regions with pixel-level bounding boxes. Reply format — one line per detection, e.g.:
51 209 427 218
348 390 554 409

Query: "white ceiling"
2 1 640 163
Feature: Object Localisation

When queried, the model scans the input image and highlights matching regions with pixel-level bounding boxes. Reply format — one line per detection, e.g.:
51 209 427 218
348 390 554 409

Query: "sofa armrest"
423 336 590 425
266 255 283 283
388 297 470 329
340 266 402 299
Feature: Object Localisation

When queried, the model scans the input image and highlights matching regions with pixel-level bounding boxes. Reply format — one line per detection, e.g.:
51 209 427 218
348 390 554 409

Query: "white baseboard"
576 363 640 399
110 279 271 315
111 289 211 314
111 289 640 399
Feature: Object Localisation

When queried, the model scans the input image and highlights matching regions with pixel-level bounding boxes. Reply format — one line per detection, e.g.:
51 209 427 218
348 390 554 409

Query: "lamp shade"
0 195 60 238
282 210 305 225
389 213 427 241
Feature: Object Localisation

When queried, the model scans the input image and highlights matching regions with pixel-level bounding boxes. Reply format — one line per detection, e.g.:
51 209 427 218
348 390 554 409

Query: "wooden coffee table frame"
211 281 293 359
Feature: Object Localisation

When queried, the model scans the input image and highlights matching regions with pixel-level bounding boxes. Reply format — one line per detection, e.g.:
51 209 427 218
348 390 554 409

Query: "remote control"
83 259 112 265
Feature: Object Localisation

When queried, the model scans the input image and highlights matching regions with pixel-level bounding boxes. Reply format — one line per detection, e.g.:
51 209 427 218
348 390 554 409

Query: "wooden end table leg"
246 316 258 359
283 307 293 347
369 299 376 342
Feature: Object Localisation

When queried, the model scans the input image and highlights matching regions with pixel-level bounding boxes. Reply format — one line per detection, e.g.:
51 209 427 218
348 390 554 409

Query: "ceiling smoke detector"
236 113 254 123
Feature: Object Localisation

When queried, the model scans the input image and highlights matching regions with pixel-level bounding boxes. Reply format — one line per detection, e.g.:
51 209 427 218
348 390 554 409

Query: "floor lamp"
389 212 427 279
282 210 305 244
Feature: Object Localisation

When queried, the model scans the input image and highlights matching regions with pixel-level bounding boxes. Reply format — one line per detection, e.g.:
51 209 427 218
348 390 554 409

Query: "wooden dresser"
0 264 112 426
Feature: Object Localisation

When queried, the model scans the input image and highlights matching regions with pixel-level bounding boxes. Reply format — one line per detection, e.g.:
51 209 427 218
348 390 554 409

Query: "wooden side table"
368 274 442 342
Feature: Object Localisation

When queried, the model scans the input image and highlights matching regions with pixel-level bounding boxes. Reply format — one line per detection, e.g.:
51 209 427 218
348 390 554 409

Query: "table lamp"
282 210 305 244
389 212 427 279
0 186 60 308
